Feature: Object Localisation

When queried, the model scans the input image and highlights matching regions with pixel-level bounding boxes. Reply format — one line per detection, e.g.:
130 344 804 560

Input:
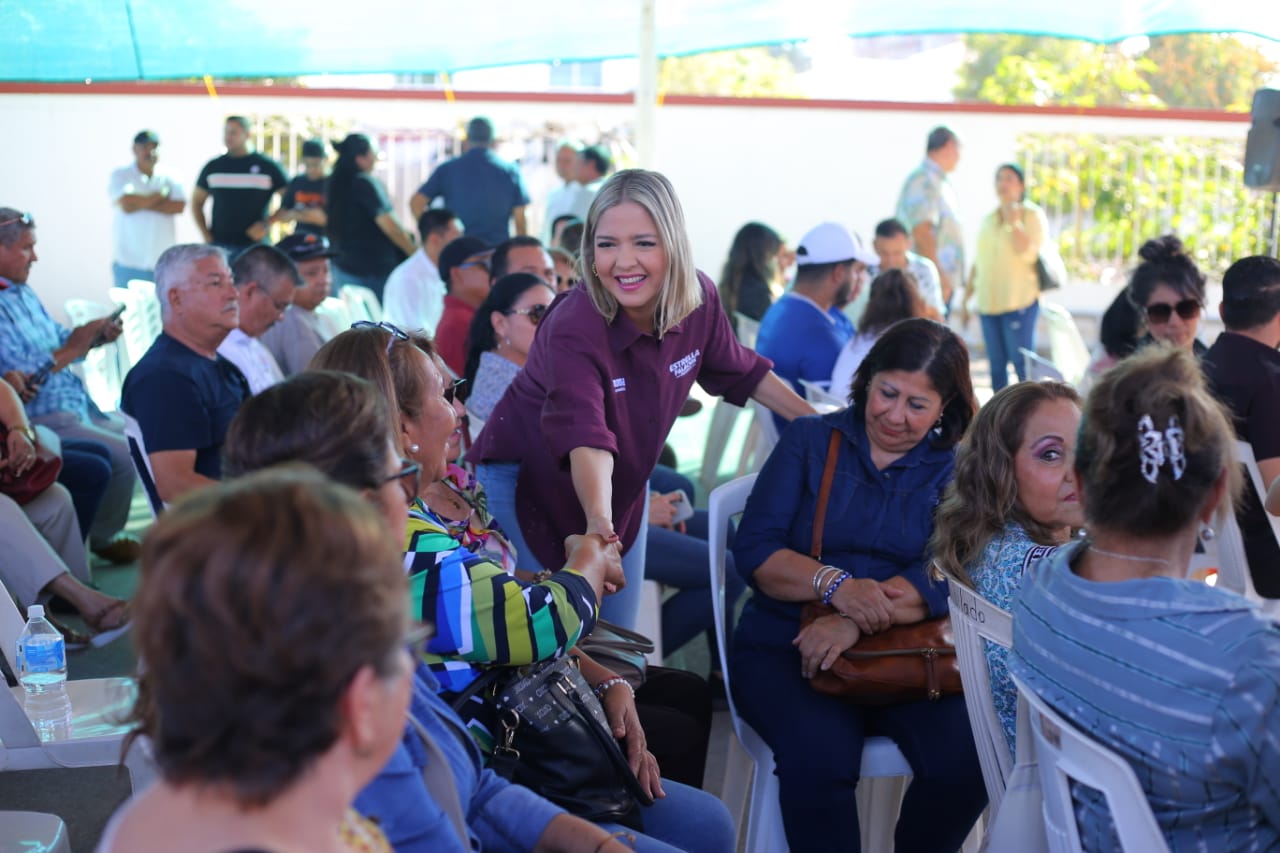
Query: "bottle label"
19 635 66 673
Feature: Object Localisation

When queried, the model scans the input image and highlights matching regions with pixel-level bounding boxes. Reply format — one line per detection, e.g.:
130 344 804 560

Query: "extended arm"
375 211 418 257
148 449 217 504
569 446 617 540
190 187 212 242
751 371 816 422
410 192 430 221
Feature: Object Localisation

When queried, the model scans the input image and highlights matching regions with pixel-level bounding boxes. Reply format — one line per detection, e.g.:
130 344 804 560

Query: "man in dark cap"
260 233 337 376
278 138 329 237
409 117 530 246
108 129 186 288
432 235 493 376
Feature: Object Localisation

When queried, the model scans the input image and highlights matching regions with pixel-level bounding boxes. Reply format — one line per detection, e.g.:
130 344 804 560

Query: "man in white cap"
755 221 875 432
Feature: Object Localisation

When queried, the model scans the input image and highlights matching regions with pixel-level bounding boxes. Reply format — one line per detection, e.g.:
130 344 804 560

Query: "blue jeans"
600 779 736 852
980 300 1040 391
57 439 113 539
111 262 153 290
477 462 650 630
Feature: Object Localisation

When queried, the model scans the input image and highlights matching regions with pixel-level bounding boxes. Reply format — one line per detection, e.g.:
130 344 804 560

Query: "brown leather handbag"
800 429 961 705
0 426 63 505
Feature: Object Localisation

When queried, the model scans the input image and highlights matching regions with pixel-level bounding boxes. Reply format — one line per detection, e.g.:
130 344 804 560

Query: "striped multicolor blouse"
404 497 598 694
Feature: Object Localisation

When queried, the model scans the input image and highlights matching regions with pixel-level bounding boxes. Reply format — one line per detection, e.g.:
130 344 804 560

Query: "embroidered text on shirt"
612 377 627 393
668 349 701 379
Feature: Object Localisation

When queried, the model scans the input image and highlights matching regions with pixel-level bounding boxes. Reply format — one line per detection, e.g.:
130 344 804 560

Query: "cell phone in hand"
90 304 127 347
670 489 695 525
28 361 54 386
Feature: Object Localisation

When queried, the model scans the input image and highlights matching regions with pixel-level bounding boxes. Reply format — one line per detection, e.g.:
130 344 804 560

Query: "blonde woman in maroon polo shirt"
470 169 812 630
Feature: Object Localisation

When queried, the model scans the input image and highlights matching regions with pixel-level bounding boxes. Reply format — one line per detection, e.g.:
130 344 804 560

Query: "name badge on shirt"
668 349 701 379
612 377 627 393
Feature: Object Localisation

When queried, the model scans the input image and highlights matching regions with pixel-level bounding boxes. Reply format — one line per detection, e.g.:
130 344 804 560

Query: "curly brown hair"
931 380 1080 587
124 467 407 807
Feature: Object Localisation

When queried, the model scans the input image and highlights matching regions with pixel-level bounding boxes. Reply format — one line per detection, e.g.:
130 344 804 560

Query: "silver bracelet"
593 677 633 700
812 565 842 599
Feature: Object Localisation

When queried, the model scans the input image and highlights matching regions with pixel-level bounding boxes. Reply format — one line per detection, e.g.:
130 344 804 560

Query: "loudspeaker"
1244 89 1280 191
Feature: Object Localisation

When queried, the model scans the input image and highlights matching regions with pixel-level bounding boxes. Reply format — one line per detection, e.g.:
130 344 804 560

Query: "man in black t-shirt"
279 138 328 238
1204 255 1280 597
192 116 287 254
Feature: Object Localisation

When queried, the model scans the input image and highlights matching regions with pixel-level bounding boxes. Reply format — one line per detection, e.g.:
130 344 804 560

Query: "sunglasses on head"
0 212 33 229
352 320 410 353
508 304 549 326
1144 299 1201 324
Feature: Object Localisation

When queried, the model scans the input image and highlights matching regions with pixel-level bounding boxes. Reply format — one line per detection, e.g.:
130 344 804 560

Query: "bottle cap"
27 604 44 618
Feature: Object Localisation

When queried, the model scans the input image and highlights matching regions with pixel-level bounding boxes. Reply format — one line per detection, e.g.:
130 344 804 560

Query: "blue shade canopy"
4 0 1280 82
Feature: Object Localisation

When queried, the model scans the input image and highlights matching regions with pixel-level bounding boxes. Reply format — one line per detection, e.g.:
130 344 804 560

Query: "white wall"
0 88 1247 323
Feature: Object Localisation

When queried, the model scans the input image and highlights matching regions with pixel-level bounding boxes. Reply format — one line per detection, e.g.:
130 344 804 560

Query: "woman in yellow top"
971 163 1047 391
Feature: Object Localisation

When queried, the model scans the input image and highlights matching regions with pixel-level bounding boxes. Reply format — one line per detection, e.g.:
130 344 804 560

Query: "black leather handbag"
451 655 652 830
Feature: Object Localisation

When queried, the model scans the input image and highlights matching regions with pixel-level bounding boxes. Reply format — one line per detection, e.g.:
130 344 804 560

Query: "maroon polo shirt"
470 272 771 569
435 295 476 377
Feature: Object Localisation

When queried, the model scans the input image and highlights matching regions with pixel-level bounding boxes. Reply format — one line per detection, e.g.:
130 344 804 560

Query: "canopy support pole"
636 0 658 168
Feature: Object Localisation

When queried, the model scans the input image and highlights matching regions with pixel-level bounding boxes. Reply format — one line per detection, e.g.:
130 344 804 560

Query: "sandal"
45 614 92 650
83 599 132 648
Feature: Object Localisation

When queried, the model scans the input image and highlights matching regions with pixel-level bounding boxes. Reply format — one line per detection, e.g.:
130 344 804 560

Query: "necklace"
1087 544 1171 566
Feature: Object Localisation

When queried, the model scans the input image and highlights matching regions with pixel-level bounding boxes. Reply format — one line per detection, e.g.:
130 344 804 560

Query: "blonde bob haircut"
579 169 702 338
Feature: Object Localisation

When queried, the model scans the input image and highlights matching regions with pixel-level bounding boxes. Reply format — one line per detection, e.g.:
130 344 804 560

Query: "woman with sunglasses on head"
1129 234 1208 356
462 273 555 424
470 169 813 632
310 324 736 853
220 372 642 853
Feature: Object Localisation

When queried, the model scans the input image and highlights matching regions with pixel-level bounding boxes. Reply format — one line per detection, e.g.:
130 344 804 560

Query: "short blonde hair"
579 169 702 338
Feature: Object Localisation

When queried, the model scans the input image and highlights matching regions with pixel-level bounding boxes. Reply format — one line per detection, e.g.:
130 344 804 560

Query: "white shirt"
383 250 444 334
217 328 284 395
845 251 947 328
544 181 581 241
107 163 185 269
570 179 607 221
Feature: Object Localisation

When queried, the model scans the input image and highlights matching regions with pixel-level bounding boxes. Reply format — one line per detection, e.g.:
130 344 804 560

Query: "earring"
409 443 420 454
505 336 511 346
1200 522 1216 542
592 263 599 278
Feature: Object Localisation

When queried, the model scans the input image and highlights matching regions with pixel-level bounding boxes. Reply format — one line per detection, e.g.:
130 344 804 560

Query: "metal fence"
1020 131 1280 282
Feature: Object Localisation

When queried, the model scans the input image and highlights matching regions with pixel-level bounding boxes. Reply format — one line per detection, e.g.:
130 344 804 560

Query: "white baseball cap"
795 221 878 267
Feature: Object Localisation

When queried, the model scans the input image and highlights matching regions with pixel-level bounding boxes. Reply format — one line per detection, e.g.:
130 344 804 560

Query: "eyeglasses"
1145 299 1201 324
444 377 466 404
0 212 32 228
352 320 410 353
382 458 422 498
508 304 549 326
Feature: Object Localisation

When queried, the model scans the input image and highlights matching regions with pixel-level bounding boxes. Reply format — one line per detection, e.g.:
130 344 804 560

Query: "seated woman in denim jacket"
930 379 1083 756
731 318 987 853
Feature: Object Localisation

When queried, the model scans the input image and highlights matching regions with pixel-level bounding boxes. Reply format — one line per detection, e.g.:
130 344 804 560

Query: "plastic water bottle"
24 682 72 742
16 604 67 691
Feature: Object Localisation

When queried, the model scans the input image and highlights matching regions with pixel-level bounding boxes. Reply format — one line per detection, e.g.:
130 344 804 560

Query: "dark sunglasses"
1145 299 1201 324
352 320 409 353
383 458 422 498
0 212 33 228
444 377 466 404
508 304 549 326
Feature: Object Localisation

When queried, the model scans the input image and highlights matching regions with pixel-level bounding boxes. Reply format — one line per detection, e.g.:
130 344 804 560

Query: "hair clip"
1137 413 1185 484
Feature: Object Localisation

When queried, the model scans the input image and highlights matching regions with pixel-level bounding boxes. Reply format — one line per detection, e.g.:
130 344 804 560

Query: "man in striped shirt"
192 116 287 256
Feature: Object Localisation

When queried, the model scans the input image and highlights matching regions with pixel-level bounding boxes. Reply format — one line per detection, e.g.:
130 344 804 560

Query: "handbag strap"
406 712 472 848
810 429 843 560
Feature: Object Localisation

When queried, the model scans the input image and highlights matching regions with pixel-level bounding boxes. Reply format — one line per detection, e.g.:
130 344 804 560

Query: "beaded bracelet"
593 677 634 700
822 571 852 606
812 565 842 598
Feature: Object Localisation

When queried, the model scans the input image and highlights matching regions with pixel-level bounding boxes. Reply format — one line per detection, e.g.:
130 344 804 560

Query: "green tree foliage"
659 47 803 97
955 33 1276 111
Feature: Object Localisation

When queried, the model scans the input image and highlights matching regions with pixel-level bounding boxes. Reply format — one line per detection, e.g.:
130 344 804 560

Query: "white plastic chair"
1039 302 1091 387
107 287 159 373
1020 347 1066 383
121 412 165 517
1235 439 1280 559
0 811 70 853
1011 674 1169 853
799 378 845 412
698 399 746 496
315 296 354 341
0 576 157 796
733 312 760 349
708 474 912 853
340 284 383 324
65 298 124 412
949 583 1014 809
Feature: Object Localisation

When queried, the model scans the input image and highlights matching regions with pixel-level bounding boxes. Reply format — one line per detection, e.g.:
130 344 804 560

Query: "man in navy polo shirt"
756 221 875 433
121 244 251 504
191 116 288 255
1204 255 1280 597
409 117 530 247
